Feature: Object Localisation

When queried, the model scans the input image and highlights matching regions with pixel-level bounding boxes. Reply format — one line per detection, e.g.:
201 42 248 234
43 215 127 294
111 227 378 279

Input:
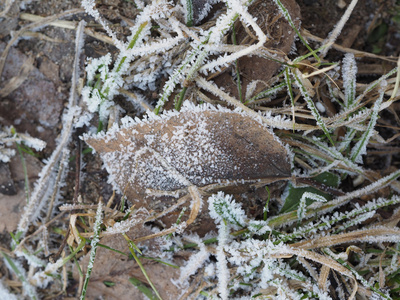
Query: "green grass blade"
0 250 37 299
185 0 193 27
123 234 162 300
80 201 103 300
350 84 385 163
271 0 320 63
129 277 159 300
290 68 334 145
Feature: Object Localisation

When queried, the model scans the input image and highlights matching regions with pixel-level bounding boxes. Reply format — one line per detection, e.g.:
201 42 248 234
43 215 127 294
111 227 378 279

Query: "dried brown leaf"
84 104 291 234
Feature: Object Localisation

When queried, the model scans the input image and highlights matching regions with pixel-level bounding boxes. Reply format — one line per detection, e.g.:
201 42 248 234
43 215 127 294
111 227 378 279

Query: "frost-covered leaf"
84 103 291 232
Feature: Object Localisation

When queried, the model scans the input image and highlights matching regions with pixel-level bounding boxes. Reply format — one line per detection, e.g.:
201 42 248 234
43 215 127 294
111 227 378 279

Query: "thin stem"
122 234 162 300
231 23 243 102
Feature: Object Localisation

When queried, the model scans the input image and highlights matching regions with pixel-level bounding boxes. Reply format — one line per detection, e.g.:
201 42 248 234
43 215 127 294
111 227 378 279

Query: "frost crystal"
179 235 210 282
342 52 357 109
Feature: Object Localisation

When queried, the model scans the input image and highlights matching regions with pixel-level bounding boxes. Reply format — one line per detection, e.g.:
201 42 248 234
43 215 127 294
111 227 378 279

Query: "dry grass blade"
15 19 85 237
292 227 400 249
318 265 330 292
302 29 398 63
196 76 319 131
288 248 358 300
19 13 114 45
0 56 34 97
0 8 84 77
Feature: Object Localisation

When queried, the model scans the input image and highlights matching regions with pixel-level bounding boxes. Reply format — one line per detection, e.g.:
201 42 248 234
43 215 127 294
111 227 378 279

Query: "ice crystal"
179 235 210 282
342 53 357 109
103 207 149 235
0 126 46 163
298 192 327 221
208 191 246 228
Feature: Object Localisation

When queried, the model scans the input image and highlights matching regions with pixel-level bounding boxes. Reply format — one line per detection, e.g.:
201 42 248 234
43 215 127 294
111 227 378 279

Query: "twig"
19 13 114 45
16 19 85 238
302 29 397 63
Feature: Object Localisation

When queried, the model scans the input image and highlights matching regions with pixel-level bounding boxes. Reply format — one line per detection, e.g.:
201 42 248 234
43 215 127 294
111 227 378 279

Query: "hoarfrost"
0 280 18 300
103 207 149 235
342 52 357 109
179 235 210 282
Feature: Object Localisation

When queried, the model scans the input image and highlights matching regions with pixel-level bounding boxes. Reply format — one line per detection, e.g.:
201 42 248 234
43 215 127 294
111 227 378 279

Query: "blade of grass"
290 68 334 145
284 67 296 131
129 277 159 300
350 84 386 163
122 234 162 300
231 23 243 102
80 201 103 300
0 251 37 300
272 0 320 63
185 0 193 27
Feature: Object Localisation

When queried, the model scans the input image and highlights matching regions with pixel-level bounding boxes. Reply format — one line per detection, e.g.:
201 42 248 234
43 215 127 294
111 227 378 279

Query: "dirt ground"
1 0 400 299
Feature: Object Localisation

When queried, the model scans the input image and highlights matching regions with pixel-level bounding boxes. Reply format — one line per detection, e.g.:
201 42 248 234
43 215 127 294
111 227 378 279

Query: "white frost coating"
336 211 376 232
14 132 46 151
85 101 290 197
0 280 18 300
216 221 230 300
31 258 64 288
247 220 271 235
0 147 15 162
179 235 210 282
319 0 359 57
80 201 103 300
2 255 38 299
350 81 387 164
342 52 357 109
201 3 267 72
203 189 398 298
74 111 93 128
195 76 307 130
298 192 327 221
82 0 185 118
81 0 124 50
310 136 364 175
208 191 246 228
15 250 46 269
0 126 46 156
103 207 149 235
207 191 239 300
